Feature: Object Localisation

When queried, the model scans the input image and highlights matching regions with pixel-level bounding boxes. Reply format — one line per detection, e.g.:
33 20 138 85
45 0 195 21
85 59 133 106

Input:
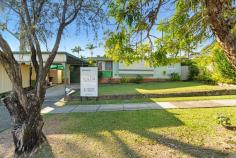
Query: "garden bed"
70 89 236 101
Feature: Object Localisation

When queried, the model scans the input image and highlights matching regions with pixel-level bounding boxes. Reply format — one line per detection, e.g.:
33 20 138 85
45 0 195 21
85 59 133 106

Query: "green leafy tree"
106 0 236 69
0 0 106 156
212 45 236 83
190 43 236 83
86 43 97 57
72 45 84 57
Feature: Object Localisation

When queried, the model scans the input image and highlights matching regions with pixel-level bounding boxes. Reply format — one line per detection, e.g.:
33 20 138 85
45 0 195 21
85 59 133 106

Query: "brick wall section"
99 78 169 84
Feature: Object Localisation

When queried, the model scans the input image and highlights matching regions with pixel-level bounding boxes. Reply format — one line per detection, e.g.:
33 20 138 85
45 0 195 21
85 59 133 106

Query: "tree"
86 43 97 57
105 0 236 68
0 0 105 157
72 45 84 57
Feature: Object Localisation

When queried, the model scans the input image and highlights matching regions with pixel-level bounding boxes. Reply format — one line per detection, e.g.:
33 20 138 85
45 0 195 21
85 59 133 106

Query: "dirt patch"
0 130 14 158
1 127 235 158
1 111 236 158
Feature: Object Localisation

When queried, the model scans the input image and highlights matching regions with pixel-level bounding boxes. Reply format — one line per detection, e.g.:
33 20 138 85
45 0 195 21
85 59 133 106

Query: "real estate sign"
80 67 98 97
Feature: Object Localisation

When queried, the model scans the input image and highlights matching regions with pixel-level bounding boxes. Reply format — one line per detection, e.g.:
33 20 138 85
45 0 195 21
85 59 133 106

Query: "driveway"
0 84 79 132
0 106 10 132
43 84 66 106
44 84 80 107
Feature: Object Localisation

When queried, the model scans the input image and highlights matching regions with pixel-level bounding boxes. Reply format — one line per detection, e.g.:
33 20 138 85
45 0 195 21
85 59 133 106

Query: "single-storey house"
89 57 187 82
0 52 85 94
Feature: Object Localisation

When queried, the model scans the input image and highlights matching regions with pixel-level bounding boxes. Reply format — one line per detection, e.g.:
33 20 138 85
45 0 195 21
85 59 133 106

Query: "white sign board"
80 67 98 97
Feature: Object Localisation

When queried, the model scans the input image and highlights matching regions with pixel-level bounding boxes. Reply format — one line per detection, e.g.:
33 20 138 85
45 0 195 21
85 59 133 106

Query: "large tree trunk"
205 0 236 68
3 92 48 158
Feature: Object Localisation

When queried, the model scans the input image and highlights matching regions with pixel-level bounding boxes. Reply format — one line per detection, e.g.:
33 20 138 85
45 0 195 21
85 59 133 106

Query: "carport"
48 52 87 96
13 52 87 96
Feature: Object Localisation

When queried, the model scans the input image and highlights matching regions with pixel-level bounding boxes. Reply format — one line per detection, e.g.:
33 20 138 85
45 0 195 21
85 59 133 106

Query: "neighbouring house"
88 57 187 83
0 52 85 94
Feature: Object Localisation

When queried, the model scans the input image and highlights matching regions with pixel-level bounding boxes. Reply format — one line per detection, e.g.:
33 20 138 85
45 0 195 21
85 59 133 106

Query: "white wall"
112 61 182 79
14 53 67 63
119 61 154 70
153 63 182 79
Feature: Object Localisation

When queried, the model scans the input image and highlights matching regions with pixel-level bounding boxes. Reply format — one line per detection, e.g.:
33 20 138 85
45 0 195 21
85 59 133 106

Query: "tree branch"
43 0 83 79
0 34 28 112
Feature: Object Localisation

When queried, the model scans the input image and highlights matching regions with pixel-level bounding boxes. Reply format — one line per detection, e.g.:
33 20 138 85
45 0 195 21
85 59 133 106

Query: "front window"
105 61 112 70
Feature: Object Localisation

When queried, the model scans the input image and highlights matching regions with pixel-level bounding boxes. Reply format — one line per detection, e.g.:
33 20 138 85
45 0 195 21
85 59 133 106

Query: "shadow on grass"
33 143 55 158
44 109 228 157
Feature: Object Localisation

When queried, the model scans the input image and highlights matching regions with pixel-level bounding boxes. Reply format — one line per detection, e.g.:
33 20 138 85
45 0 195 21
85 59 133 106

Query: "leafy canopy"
105 0 214 65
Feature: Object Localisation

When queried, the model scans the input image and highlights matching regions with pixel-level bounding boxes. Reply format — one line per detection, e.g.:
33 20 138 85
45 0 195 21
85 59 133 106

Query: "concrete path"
43 84 79 106
1 96 236 132
41 99 236 114
0 106 11 132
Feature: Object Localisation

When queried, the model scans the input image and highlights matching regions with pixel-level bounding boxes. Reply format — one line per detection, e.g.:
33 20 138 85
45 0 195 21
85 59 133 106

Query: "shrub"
170 72 180 81
162 70 167 76
188 63 199 80
191 44 236 84
132 75 143 84
98 71 103 79
181 59 199 80
213 48 236 83
216 113 231 126
107 77 113 84
120 76 129 83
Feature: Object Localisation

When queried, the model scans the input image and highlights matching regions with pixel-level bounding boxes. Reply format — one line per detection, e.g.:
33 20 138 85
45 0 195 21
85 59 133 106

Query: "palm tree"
71 45 83 57
86 43 97 57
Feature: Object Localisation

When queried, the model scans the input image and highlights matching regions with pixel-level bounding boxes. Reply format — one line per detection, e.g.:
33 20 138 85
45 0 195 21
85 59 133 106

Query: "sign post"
80 67 98 98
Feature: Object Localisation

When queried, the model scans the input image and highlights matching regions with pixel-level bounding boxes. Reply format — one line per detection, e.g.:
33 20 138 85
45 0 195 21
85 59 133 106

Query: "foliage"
170 72 180 81
0 0 107 156
162 70 167 76
181 59 199 80
189 64 199 80
217 113 232 126
120 75 144 84
105 0 211 66
87 58 96 66
120 76 130 83
132 75 144 84
105 0 184 66
86 43 97 57
192 44 236 84
72 45 83 56
106 0 236 71
98 71 103 79
212 47 236 82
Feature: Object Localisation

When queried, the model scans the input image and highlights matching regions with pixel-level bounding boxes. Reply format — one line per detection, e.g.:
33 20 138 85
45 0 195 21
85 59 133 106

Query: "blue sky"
3 22 107 58
1 2 177 58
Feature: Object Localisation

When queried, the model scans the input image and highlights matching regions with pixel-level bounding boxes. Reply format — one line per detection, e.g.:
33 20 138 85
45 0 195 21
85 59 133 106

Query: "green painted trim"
119 69 154 71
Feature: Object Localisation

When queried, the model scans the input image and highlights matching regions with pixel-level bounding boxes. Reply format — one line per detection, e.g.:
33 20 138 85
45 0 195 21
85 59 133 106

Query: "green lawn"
40 107 235 157
73 81 235 96
67 95 236 105
1 107 236 157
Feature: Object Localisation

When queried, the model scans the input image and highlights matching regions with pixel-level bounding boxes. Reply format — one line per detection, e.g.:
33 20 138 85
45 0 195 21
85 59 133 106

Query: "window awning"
50 64 64 70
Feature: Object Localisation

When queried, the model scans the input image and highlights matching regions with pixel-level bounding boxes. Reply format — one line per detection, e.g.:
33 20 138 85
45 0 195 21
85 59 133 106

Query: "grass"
2 107 235 157
73 81 235 96
44 107 236 158
66 95 236 105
